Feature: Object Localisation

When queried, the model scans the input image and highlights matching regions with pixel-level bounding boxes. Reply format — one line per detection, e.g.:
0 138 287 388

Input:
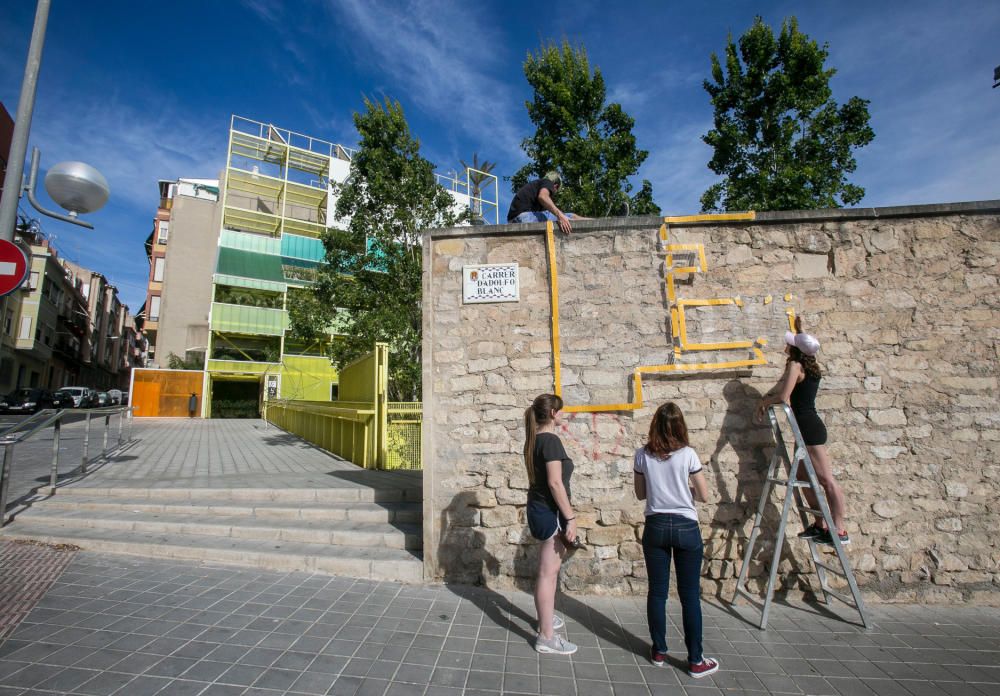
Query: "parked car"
51 390 76 409
59 386 96 408
107 389 123 405
95 392 111 407
0 388 56 414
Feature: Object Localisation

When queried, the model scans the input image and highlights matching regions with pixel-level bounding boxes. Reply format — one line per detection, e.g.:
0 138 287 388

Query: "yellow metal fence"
263 345 423 470
265 400 378 467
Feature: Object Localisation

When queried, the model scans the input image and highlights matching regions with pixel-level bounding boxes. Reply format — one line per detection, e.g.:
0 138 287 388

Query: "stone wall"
422 202 1000 603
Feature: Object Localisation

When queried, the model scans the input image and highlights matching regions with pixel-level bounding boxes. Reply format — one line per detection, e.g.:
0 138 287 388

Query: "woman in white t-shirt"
634 402 719 679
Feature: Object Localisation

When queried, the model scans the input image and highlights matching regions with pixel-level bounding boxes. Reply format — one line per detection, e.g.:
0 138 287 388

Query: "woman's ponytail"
523 407 538 485
523 393 563 486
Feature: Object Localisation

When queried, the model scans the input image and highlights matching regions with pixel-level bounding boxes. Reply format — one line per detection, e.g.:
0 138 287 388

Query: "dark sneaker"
689 656 719 678
797 523 825 539
535 633 577 655
650 646 667 667
816 529 851 546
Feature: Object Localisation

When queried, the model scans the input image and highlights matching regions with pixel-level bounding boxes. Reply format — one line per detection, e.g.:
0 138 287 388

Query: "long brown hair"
645 402 689 458
787 347 822 379
787 317 822 379
524 393 563 484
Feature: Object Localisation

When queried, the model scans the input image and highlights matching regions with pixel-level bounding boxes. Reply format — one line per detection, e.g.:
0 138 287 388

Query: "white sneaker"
536 632 578 655
536 615 565 631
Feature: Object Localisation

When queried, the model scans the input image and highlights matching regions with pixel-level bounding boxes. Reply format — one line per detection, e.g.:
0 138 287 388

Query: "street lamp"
0 0 110 241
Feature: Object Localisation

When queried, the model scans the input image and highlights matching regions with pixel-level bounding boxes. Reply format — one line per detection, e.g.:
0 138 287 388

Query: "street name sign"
463 263 519 304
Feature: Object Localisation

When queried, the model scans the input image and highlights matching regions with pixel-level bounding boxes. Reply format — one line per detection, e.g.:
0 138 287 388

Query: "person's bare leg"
796 468 823 528
807 444 846 534
534 536 564 640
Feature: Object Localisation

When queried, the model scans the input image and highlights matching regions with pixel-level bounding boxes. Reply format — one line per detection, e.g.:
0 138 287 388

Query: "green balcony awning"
216 247 285 283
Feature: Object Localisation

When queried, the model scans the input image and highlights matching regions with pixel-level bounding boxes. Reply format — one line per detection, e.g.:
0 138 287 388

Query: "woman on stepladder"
634 402 720 679
524 393 579 655
755 317 850 546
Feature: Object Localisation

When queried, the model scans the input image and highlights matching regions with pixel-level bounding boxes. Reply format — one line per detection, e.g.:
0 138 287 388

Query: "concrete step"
52 486 421 504
37 496 423 525
1 521 424 583
15 508 423 550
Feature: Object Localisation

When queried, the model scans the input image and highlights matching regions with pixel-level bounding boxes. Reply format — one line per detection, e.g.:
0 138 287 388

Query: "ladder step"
813 559 847 577
800 507 823 516
766 477 811 488
822 587 859 608
733 585 764 609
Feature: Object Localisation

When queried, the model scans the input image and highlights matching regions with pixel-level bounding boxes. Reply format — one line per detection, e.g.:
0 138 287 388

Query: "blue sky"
1 0 997 311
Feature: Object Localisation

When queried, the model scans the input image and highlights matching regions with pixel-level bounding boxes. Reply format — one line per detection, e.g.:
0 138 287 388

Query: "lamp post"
0 0 110 242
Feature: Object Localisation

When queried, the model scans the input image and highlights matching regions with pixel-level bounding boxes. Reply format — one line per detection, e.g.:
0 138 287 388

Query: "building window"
330 383 339 401
29 271 39 290
4 310 12 335
158 221 170 243
19 317 31 339
153 257 165 282
150 296 161 321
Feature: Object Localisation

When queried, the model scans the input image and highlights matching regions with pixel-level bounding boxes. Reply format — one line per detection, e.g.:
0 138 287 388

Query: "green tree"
513 40 656 218
701 16 875 213
166 352 204 370
288 97 463 401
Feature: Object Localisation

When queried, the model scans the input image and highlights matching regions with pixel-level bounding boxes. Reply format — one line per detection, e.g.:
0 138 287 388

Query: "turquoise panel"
281 233 325 262
220 229 281 255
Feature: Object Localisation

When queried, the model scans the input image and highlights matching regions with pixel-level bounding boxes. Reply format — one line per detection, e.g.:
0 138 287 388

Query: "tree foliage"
288 97 462 401
513 40 657 217
701 16 875 213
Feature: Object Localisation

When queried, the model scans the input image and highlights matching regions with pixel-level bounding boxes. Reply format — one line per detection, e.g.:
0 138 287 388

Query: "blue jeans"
511 211 578 224
642 513 704 662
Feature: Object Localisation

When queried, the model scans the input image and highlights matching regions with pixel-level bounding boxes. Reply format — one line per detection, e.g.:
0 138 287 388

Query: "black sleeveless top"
790 374 820 418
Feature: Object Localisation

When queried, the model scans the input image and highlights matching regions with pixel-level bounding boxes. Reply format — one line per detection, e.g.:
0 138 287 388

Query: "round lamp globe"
44 161 110 215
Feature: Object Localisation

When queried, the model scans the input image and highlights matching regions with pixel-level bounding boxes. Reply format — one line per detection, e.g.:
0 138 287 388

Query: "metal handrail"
0 408 55 438
0 406 135 525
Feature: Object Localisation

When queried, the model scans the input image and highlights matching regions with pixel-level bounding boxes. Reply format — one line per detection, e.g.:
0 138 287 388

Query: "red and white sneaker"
650 647 667 667
689 657 719 678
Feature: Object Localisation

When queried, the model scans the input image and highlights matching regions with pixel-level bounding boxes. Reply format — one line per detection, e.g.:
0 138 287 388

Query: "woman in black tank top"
755 319 849 546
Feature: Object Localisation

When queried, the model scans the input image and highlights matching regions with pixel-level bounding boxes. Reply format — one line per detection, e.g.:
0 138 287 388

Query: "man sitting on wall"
507 171 587 234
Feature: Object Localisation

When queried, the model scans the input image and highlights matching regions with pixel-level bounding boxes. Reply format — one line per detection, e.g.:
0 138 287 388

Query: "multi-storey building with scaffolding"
139 115 496 417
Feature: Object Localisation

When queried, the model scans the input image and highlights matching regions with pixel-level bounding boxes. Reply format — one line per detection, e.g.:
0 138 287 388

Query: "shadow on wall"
707 379 809 597
440 492 645 656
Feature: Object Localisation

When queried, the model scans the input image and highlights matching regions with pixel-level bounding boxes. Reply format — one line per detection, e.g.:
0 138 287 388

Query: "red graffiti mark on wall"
557 413 630 462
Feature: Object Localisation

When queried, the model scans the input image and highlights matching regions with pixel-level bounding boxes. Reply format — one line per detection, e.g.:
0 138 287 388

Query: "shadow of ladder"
732 403 872 630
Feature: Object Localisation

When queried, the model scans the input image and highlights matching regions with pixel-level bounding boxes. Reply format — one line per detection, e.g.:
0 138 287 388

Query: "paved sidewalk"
1 549 998 696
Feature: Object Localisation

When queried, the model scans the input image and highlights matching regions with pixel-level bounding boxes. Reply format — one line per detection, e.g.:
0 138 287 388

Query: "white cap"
785 330 820 356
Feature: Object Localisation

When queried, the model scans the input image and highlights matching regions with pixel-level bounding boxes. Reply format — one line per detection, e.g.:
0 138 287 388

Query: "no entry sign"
0 239 30 297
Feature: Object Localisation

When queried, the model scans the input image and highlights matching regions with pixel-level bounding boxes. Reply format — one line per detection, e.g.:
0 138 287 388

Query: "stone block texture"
423 204 1000 603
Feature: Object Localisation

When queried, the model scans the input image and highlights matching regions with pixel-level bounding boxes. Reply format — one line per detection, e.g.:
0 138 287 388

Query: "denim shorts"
527 499 568 540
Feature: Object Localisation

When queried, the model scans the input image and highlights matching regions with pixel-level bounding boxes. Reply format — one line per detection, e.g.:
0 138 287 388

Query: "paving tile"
74 670 138 695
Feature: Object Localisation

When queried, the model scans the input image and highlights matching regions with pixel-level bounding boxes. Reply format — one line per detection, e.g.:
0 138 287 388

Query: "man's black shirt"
507 179 556 222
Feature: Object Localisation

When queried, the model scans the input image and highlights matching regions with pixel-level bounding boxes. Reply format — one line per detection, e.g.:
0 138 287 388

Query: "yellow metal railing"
263 345 423 470
265 400 378 468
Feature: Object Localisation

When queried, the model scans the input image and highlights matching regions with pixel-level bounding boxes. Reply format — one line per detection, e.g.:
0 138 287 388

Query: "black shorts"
527 500 568 541
796 412 828 446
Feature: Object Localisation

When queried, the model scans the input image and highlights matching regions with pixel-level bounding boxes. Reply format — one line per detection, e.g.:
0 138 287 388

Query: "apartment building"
142 178 221 367
144 115 494 416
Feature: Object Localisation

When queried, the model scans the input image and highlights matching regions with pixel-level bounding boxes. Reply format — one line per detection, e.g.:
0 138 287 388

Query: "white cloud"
28 98 224 210
321 0 524 158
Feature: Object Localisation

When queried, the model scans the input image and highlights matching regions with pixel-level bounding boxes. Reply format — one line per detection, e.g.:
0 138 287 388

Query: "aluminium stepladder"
732 403 871 630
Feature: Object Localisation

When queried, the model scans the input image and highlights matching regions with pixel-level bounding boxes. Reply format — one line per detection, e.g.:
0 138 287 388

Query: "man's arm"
537 187 573 235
